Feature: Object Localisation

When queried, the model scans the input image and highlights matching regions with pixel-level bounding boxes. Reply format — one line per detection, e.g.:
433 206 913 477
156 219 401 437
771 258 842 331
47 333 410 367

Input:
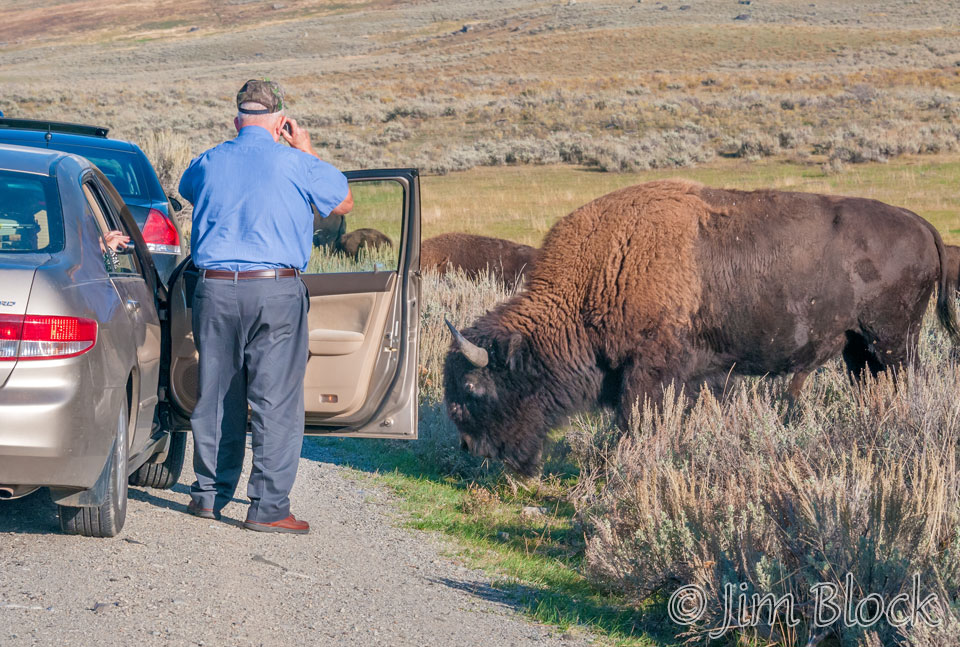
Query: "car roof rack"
0 118 109 138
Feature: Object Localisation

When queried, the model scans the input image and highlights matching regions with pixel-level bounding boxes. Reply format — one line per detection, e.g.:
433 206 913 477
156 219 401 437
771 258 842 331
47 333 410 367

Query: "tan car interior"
169 273 398 419
302 273 397 416
169 178 408 426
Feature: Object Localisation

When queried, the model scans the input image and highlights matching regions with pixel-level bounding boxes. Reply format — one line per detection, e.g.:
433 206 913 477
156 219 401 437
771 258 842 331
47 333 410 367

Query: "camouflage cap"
236 79 285 114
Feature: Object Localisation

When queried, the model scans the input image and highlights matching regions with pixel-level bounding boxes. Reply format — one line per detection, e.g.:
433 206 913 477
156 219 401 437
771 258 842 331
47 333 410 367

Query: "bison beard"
443 179 960 477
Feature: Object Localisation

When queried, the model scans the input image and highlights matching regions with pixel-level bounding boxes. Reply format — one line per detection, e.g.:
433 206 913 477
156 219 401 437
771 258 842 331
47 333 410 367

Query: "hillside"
3 0 960 177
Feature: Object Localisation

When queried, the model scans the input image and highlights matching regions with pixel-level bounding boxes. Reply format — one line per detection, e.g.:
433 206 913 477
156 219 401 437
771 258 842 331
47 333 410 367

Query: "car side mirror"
168 195 183 213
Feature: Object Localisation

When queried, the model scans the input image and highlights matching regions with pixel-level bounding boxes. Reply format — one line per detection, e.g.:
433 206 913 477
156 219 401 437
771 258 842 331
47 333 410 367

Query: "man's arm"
178 157 199 204
283 117 354 217
330 188 353 216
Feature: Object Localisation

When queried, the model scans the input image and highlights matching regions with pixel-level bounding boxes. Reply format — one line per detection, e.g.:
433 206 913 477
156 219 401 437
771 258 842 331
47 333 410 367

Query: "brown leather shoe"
186 500 219 520
243 514 310 534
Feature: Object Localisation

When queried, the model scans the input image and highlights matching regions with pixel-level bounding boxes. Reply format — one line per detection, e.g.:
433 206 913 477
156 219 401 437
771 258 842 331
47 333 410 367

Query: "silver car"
0 144 184 537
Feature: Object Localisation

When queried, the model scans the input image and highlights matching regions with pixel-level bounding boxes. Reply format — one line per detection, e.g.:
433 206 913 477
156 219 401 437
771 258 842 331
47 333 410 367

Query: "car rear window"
0 171 63 254
49 145 147 200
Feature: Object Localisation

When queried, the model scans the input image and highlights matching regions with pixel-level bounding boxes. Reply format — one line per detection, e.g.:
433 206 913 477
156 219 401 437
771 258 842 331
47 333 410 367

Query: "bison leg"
842 331 885 381
781 369 812 422
787 370 810 401
614 365 671 430
614 356 702 429
841 326 921 383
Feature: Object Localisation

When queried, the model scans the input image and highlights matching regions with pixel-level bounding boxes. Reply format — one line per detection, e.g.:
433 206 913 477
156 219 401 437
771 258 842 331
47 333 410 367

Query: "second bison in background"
444 179 959 476
421 233 538 287
338 228 393 259
312 207 393 259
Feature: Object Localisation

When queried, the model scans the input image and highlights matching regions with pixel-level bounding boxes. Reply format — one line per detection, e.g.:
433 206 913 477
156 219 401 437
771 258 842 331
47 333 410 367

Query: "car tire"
58 400 129 538
128 430 186 490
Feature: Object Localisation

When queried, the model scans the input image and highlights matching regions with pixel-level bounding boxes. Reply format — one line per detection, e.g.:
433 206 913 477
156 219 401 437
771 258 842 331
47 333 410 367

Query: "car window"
57 145 146 200
307 180 403 274
82 182 138 275
0 171 63 254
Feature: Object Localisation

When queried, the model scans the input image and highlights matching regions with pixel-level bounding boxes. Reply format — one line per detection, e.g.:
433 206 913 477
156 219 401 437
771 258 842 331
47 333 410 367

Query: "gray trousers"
190 274 309 523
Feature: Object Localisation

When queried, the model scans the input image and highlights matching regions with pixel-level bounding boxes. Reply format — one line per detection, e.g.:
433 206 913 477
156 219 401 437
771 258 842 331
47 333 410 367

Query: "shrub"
574 315 960 646
726 131 781 160
137 129 193 197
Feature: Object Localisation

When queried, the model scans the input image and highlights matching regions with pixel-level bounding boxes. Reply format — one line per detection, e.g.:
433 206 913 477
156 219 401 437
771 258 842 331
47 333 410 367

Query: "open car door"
163 168 421 438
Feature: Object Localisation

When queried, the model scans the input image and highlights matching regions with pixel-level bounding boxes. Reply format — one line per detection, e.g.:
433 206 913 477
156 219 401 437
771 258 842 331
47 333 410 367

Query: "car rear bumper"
0 361 118 489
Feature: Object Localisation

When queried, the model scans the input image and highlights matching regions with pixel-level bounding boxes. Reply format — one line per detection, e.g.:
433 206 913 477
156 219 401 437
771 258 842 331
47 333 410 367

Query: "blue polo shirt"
178 125 348 271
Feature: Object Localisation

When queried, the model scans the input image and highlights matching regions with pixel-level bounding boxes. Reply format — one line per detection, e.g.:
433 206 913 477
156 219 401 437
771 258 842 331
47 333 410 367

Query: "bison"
443 180 959 476
312 205 393 260
338 227 393 259
312 205 346 250
422 233 538 287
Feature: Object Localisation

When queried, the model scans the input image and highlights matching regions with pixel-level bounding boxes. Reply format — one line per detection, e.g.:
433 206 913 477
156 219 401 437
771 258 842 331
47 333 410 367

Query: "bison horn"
444 318 489 368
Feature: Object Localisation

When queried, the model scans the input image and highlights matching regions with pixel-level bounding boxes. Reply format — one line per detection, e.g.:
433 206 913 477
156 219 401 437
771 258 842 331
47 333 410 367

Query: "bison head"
442 319 549 477
312 210 346 250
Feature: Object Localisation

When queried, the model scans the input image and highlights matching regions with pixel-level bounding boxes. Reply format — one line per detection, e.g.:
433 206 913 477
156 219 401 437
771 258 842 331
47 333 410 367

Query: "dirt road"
0 440 589 647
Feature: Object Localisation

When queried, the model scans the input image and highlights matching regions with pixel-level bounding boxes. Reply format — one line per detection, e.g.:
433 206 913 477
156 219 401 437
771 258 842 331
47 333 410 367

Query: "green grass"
419 156 960 245
137 19 190 31
306 432 675 646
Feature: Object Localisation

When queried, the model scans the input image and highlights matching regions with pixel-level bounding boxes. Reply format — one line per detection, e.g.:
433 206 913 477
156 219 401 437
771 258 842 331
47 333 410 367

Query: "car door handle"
125 299 141 314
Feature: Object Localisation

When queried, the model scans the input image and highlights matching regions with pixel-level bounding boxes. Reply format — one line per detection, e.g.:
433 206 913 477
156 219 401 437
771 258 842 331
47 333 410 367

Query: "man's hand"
280 118 318 157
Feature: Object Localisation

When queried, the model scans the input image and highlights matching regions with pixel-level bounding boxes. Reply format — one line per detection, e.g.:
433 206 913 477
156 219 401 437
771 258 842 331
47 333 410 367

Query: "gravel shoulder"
0 438 591 647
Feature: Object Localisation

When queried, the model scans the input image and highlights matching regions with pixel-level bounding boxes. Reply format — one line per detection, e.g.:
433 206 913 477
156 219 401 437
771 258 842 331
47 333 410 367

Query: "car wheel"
58 399 129 537
128 430 186 490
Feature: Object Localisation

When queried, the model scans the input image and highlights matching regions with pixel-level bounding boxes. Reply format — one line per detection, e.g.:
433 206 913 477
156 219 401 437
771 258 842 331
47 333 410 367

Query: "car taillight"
142 208 181 255
0 315 97 361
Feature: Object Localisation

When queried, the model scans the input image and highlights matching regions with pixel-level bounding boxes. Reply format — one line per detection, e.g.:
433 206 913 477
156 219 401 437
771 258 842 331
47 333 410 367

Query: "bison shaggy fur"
422 233 538 287
443 179 959 476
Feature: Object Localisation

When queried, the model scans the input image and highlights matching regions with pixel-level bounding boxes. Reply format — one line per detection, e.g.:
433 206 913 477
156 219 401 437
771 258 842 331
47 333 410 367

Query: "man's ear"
233 116 241 133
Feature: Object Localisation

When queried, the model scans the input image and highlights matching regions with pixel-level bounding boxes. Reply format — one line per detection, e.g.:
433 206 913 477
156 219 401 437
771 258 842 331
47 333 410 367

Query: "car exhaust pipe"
0 485 39 500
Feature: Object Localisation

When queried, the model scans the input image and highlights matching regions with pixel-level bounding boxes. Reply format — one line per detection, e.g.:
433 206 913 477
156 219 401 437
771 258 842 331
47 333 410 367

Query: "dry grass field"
6 2 960 645
4 0 960 178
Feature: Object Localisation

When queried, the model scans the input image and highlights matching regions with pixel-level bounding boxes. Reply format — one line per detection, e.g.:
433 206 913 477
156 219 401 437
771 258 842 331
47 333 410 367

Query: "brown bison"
312 206 346 250
421 233 538 287
443 180 959 476
338 227 393 259
312 205 393 260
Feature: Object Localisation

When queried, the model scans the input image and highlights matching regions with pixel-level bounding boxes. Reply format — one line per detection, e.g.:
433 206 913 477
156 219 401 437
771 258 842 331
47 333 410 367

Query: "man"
178 79 353 534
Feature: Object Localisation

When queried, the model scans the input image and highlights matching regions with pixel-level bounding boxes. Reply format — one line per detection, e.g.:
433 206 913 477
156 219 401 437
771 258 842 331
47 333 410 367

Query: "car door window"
82 182 139 275
309 180 403 273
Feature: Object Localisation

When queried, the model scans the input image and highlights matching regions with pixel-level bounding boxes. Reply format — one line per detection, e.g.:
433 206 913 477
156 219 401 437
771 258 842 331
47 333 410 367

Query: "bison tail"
931 222 960 343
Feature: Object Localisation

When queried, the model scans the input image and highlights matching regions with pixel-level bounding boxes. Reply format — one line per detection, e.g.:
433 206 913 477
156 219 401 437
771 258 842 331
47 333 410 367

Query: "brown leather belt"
200 268 300 280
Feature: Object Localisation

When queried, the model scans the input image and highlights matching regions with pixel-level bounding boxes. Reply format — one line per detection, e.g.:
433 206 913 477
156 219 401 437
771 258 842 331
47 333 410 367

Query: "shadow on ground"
0 489 60 535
